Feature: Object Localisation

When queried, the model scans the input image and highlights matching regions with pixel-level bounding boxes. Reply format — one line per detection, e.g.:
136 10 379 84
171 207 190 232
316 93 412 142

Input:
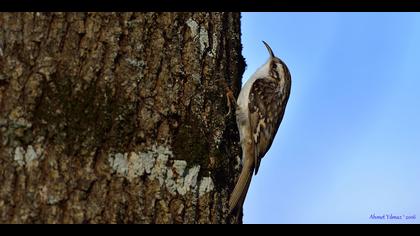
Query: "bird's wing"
248 77 290 175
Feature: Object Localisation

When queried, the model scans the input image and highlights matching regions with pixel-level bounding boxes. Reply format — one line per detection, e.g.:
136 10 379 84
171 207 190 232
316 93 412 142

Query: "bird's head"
262 41 290 81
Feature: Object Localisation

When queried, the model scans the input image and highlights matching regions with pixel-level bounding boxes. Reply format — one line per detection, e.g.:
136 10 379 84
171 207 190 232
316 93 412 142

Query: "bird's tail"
229 161 253 214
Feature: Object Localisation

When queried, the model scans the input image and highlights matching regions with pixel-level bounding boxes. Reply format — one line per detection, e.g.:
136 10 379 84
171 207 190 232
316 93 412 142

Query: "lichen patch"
108 145 214 196
13 145 44 169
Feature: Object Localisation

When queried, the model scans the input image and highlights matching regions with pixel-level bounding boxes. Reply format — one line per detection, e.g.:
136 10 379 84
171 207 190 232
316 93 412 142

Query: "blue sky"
241 12 420 224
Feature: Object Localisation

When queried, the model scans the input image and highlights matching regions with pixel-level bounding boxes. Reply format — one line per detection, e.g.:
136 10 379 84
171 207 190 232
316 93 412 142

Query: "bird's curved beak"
262 41 275 58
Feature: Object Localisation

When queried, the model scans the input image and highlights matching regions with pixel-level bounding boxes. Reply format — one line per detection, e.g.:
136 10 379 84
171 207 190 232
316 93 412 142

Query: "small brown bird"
229 41 292 215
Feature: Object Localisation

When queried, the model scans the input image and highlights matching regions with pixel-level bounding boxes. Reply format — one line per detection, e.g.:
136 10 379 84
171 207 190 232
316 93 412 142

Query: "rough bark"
0 12 245 224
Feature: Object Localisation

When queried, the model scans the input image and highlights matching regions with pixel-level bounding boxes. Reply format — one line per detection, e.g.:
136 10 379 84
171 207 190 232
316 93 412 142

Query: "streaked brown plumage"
229 41 291 216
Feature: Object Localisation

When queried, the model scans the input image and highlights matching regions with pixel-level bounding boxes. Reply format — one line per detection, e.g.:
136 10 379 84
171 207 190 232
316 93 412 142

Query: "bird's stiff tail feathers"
229 162 253 214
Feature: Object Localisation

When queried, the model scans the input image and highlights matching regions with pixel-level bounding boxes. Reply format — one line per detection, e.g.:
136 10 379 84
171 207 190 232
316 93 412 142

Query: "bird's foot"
225 88 236 117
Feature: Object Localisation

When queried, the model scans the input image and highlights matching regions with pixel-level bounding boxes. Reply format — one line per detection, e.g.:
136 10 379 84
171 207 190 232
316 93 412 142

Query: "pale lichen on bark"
107 145 214 198
13 145 44 169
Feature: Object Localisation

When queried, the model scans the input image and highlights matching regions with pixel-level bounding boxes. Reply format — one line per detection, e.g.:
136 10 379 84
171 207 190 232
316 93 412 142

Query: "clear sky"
241 12 420 224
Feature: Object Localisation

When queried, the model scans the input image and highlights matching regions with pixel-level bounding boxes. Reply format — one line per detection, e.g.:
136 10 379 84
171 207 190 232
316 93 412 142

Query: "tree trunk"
0 12 245 224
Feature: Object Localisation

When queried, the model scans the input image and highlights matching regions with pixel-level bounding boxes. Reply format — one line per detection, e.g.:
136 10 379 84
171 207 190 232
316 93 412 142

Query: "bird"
228 41 292 215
